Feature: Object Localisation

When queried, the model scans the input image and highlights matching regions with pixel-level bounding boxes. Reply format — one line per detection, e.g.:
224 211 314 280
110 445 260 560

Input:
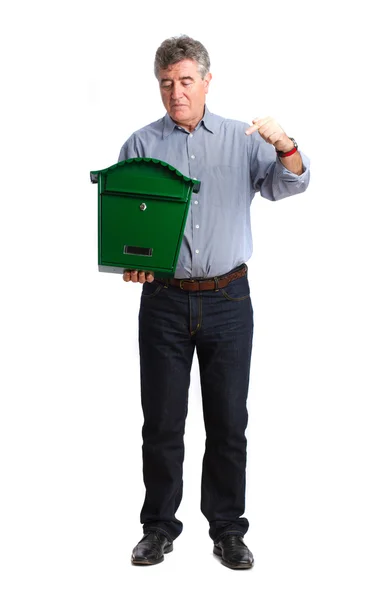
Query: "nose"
171 82 184 100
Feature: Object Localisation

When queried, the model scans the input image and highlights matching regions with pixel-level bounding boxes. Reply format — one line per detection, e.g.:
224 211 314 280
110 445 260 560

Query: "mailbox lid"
91 157 201 199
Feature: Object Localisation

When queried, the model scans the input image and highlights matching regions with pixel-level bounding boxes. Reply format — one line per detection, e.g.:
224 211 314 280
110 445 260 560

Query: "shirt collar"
162 105 217 138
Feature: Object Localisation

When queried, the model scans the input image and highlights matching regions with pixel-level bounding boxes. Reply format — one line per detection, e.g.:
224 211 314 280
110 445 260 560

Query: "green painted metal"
91 158 200 278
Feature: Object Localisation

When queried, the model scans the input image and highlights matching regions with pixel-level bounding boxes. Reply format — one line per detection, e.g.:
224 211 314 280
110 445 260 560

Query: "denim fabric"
138 265 254 543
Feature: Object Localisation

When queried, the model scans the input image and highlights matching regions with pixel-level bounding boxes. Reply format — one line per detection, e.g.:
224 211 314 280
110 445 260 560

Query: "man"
118 35 310 569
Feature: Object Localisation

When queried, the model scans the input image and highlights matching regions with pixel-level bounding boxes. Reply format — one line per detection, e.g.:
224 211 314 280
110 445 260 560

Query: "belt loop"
214 276 219 292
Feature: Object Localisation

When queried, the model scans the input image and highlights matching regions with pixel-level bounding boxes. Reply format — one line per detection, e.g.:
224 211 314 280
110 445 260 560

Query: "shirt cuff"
275 150 310 180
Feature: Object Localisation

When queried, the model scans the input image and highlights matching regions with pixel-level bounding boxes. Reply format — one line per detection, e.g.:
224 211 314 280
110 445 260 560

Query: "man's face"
158 59 212 131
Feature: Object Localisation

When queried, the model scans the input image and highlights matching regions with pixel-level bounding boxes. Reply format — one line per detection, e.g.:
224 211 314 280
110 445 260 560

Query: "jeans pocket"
219 276 250 302
141 281 164 299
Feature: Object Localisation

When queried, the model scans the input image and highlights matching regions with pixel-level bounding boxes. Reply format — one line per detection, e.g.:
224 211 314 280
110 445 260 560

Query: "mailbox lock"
140 203 147 211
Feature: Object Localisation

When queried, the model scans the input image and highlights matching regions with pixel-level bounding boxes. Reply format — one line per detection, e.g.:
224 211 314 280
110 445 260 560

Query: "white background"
1 0 374 598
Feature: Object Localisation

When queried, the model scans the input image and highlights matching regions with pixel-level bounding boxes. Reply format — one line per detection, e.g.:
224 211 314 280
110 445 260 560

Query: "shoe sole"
131 544 173 566
213 546 254 570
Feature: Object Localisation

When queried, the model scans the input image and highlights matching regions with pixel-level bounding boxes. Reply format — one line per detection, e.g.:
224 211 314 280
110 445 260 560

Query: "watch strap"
276 137 298 158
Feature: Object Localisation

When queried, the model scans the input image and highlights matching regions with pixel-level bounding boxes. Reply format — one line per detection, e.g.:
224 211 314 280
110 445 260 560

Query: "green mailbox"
91 158 200 278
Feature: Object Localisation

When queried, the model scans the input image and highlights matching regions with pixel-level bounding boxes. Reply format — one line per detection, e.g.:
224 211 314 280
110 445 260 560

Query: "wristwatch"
276 137 298 158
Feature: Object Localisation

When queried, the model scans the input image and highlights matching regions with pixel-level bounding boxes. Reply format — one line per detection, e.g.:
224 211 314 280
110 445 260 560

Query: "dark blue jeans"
138 265 254 543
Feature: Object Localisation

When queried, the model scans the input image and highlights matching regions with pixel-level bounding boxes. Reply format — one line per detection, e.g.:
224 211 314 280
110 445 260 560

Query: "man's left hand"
245 116 294 154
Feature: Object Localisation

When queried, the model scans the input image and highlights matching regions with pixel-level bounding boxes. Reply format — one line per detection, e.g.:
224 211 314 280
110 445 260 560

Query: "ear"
204 73 212 94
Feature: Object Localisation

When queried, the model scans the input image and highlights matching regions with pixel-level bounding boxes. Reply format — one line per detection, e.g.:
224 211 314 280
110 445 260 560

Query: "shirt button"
195 225 200 229
191 155 195 159
189 133 193 137
195 249 199 254
194 200 198 205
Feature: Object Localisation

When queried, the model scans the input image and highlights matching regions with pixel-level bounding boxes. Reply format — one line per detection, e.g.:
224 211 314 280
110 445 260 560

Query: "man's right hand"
123 270 155 283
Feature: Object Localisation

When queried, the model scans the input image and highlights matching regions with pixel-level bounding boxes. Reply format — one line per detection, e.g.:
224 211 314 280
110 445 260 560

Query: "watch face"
290 137 298 149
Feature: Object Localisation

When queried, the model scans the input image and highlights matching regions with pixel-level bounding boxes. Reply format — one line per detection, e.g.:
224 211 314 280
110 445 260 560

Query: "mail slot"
90 157 201 278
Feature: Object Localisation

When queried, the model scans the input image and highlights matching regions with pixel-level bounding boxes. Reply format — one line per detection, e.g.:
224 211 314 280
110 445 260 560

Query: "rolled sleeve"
250 132 311 201
271 150 311 198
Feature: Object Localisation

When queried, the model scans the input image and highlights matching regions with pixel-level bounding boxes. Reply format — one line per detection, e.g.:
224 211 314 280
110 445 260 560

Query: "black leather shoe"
213 535 254 569
131 532 173 565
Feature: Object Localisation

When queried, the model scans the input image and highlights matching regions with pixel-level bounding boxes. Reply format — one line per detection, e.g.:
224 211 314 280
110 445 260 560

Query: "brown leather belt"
157 265 247 292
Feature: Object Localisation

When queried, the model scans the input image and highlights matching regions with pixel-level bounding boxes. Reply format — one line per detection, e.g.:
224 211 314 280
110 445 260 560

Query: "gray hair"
154 35 211 79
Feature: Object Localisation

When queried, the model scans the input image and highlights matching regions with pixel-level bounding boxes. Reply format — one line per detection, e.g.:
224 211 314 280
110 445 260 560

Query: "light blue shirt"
118 106 310 279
